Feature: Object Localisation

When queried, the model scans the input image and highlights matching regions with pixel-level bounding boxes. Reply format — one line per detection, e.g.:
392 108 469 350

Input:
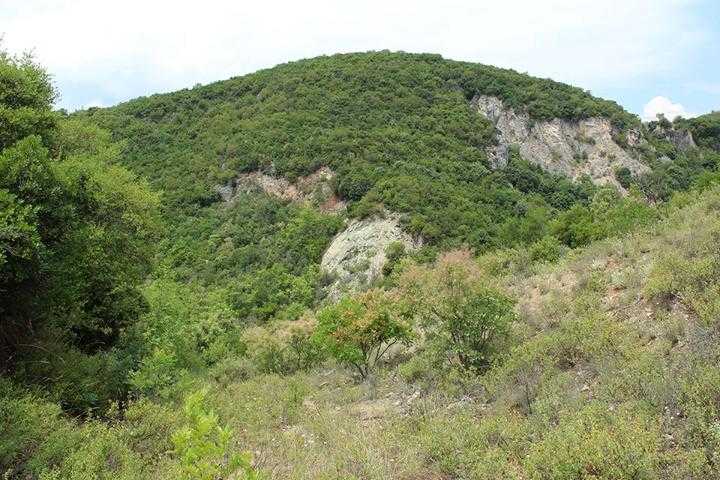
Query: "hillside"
679 111 720 150
77 51 718 317
6 183 720 479
3 49 720 479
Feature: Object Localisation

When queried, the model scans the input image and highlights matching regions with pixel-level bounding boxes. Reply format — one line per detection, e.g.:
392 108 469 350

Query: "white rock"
320 214 420 301
472 95 650 190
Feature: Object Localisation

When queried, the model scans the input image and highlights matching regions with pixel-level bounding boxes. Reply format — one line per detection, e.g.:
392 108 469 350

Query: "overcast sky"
3 0 719 120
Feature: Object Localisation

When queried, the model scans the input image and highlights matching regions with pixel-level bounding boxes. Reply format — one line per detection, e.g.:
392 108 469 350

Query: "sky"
2 0 719 120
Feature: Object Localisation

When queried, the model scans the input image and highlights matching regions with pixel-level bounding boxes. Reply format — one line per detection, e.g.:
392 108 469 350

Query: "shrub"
382 241 407 276
129 277 240 397
0 379 74 475
524 403 660 480
528 235 565 263
314 289 413 378
241 317 325 375
614 166 633 189
172 390 260 480
437 287 515 371
241 327 288 374
552 188 658 248
399 250 515 372
645 192 720 324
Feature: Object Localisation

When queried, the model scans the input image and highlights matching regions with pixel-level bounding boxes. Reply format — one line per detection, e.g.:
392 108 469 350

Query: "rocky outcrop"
651 125 697 152
215 166 346 213
472 95 649 189
320 215 420 301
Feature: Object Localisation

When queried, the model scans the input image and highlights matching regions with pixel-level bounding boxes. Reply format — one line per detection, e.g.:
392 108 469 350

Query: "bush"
382 241 407 276
0 379 74 475
645 189 720 324
528 235 565 263
524 403 660 479
399 250 515 372
172 390 260 480
129 277 241 397
241 317 325 375
552 188 658 248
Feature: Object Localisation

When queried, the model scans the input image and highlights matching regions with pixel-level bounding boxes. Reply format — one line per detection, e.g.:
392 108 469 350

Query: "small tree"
172 389 260 480
314 289 412 379
437 287 515 371
399 250 515 372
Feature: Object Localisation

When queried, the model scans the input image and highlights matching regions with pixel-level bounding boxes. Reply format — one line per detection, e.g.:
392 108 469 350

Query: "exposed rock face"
651 125 697 152
626 128 646 148
472 95 649 189
215 166 346 212
320 215 420 301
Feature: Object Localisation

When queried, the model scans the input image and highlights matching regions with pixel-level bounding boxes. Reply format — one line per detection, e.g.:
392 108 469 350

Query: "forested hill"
680 111 720 150
74 50 719 324
81 51 634 230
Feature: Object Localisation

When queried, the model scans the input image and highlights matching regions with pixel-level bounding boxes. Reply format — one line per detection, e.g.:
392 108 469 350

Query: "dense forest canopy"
82 52 636 218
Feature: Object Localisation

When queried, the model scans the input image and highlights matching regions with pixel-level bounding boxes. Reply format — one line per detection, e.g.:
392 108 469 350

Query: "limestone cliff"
472 95 650 189
215 166 345 213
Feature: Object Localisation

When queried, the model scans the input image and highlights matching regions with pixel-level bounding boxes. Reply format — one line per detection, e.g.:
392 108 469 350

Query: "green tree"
0 48 160 417
0 47 56 150
314 289 412 378
399 250 515 371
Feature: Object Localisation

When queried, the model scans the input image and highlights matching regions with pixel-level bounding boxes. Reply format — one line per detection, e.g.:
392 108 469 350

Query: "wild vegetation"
678 111 720 150
2 47 720 479
76 51 719 323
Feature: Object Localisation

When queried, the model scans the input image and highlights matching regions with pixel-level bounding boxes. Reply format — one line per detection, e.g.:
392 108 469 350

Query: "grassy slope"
7 184 720 479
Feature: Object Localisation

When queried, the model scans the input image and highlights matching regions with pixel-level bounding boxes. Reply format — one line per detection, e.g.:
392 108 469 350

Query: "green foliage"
80 51 632 260
0 187 40 281
0 47 56 150
0 378 71 474
399 250 515 372
645 187 720 324
172 389 259 480
230 263 318 322
615 166 633 189
677 111 720 151
7 46 720 480
552 188 658 248
241 318 325 375
72 50 718 343
129 276 241 397
528 235 566 263
0 47 161 417
382 241 407 276
634 148 720 201
524 403 660 479
314 289 412 378
162 192 341 321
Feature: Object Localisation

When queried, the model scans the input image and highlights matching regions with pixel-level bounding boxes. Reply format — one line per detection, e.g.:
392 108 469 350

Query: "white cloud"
642 96 695 121
0 0 709 110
